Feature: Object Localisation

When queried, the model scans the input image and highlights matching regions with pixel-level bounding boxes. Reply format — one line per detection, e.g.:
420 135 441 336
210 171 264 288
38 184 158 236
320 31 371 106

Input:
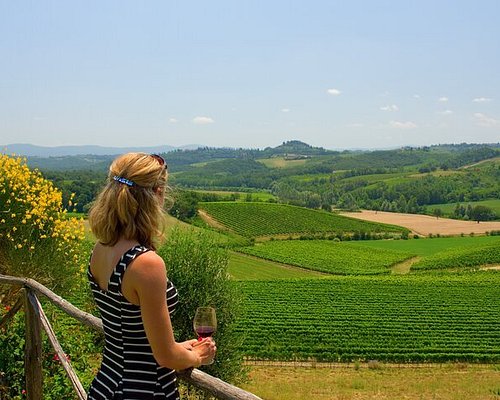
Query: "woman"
87 153 216 399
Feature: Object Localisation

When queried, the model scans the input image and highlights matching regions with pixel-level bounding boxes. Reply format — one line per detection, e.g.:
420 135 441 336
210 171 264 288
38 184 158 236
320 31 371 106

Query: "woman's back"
87 244 180 400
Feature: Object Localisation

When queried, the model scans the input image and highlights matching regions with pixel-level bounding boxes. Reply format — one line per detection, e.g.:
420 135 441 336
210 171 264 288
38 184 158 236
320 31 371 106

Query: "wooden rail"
0 273 262 400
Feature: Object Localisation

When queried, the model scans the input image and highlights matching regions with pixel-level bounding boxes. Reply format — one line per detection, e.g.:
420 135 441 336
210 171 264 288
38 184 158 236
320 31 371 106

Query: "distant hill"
1 143 203 157
262 140 333 157
15 141 499 215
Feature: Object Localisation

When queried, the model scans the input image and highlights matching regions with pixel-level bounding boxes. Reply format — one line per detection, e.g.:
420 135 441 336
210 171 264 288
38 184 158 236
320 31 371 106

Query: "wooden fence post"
0 274 262 400
24 288 43 400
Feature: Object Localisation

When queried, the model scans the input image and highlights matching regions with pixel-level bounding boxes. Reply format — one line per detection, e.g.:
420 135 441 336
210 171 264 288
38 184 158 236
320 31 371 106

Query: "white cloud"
346 123 364 128
438 97 449 102
281 108 290 113
438 110 453 115
389 120 417 129
413 94 421 99
168 118 178 123
192 116 215 125
327 88 341 96
380 104 399 112
474 113 500 127
473 97 493 103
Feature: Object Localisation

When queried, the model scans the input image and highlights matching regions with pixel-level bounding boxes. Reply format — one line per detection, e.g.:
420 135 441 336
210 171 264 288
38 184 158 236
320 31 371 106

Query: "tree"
469 205 497 222
465 204 474 220
168 190 199 221
433 208 443 219
453 203 463 218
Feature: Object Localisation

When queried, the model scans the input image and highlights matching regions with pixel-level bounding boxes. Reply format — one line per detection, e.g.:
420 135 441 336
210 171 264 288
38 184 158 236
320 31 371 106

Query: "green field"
351 235 500 255
287 173 332 182
200 202 408 238
352 236 500 271
236 273 500 362
339 172 409 184
257 157 309 169
164 214 250 247
239 240 412 275
192 189 277 202
411 243 500 271
427 199 500 219
228 252 324 280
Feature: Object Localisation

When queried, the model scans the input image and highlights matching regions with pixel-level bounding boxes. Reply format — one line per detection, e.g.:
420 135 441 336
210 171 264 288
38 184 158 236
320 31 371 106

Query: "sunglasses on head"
150 154 167 170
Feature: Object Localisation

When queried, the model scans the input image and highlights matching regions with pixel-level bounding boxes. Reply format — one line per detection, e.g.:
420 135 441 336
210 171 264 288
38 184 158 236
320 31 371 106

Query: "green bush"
158 228 246 387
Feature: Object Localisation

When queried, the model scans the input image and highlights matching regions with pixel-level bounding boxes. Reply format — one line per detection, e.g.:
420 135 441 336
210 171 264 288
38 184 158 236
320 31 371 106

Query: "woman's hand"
191 338 217 366
180 339 198 350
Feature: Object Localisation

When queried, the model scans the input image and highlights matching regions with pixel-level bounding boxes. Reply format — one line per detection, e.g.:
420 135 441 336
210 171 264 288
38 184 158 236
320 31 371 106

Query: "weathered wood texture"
29 291 87 400
24 289 43 400
0 274 102 331
0 273 263 400
178 368 263 400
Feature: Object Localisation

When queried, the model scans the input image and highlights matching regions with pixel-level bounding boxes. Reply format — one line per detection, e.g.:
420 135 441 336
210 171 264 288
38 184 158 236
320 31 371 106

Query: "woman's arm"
126 252 215 370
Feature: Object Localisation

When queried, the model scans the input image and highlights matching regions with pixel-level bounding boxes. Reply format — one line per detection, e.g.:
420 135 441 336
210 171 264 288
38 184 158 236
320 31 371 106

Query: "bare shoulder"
127 251 167 287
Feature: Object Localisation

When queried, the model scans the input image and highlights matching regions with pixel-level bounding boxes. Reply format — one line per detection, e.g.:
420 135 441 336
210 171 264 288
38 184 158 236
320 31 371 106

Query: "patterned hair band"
113 175 135 187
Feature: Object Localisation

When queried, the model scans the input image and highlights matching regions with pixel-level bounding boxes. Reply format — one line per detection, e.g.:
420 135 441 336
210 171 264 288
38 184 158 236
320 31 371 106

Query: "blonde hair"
89 153 168 250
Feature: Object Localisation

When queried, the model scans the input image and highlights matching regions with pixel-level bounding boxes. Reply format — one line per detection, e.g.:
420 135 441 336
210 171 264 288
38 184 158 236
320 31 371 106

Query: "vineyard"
235 273 500 362
238 241 412 275
199 202 408 238
351 235 500 255
412 243 500 271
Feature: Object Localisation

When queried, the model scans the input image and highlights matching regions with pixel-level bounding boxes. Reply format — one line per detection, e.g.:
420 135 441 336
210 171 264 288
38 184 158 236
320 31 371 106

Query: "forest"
29 141 500 220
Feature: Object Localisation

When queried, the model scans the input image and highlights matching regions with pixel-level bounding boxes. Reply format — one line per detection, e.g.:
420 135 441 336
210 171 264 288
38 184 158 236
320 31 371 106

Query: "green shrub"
157 228 246 388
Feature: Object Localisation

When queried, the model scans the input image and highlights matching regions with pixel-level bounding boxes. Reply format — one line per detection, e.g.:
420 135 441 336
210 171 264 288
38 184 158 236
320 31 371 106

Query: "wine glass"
193 307 217 364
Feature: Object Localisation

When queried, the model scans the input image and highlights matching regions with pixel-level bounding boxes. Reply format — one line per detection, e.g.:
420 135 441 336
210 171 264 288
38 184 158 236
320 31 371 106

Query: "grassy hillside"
228 252 324 280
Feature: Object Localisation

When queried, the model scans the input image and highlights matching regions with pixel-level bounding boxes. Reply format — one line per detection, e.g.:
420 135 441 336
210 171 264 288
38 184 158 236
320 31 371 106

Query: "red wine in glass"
195 326 215 339
193 307 217 341
193 307 217 365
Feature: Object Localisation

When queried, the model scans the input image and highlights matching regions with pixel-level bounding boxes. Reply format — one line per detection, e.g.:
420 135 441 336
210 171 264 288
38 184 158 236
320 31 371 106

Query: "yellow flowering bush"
0 154 85 295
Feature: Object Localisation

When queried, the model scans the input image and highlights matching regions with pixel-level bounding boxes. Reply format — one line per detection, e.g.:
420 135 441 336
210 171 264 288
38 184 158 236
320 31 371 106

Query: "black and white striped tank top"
87 245 180 400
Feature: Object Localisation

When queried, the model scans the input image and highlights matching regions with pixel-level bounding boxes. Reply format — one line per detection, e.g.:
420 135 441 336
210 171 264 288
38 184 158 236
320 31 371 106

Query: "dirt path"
391 256 420 274
340 210 500 237
197 209 231 232
460 156 500 169
480 264 500 271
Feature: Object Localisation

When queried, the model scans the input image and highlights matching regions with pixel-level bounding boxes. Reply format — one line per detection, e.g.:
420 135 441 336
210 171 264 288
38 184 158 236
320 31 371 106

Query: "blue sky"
1 1 499 150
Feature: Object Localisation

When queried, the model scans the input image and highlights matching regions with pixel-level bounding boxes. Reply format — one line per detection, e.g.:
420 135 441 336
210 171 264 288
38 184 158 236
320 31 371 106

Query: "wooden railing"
0 274 262 400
